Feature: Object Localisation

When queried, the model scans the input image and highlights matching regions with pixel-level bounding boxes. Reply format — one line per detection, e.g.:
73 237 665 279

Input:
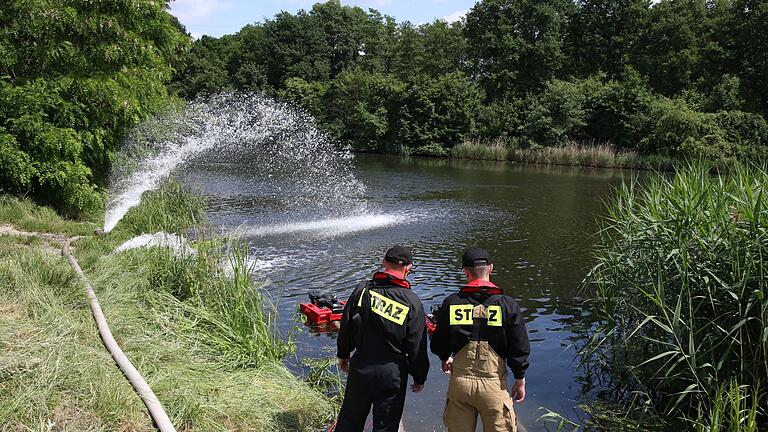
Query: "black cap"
462 247 492 268
384 245 413 265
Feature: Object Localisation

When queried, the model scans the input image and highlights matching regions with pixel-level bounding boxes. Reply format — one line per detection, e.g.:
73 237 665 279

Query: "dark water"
180 154 633 431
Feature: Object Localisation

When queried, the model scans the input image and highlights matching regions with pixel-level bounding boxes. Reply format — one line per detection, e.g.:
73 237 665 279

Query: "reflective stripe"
369 290 409 325
487 305 502 327
449 304 474 325
357 287 366 307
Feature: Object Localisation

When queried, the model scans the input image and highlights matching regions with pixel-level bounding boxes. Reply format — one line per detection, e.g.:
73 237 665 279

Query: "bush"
640 99 730 158
714 111 768 159
583 163 768 426
580 70 656 150
395 72 484 150
0 1 188 215
323 70 405 152
411 143 450 157
519 80 588 147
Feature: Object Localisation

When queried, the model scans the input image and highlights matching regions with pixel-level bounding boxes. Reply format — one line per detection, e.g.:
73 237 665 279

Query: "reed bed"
451 140 678 170
451 140 509 161
582 162 767 428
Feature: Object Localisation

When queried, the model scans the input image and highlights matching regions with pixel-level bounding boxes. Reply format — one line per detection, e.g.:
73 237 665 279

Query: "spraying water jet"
104 93 365 233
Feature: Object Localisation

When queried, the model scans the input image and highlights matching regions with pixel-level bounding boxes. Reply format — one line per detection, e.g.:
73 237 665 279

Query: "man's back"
334 246 429 432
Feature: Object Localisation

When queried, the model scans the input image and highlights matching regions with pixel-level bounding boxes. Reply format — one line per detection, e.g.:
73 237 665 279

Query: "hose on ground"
63 237 176 432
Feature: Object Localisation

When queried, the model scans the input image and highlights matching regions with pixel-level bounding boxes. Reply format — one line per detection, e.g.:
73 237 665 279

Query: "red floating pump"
300 292 346 325
300 292 441 337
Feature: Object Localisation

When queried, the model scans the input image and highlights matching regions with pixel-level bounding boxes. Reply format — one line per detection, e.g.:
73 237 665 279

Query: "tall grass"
0 191 333 430
0 195 96 236
451 140 509 161
451 140 679 170
510 143 616 168
137 240 293 368
695 381 760 432
116 180 207 236
582 162 767 428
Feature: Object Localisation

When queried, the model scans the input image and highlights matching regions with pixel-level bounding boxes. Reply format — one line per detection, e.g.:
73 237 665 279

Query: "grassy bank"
0 189 333 431
580 162 767 430
450 141 678 170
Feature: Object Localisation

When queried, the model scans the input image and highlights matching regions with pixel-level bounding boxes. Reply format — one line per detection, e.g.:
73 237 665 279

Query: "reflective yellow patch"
487 305 503 327
450 304 474 325
369 290 409 325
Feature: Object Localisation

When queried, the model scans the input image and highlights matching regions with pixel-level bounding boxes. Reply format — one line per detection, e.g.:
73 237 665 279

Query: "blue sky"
170 0 479 38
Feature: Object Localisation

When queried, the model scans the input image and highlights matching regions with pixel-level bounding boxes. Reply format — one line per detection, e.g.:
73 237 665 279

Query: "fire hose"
63 237 176 432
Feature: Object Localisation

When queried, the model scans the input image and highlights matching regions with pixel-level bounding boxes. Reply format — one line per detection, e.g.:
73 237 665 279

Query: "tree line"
172 0 768 159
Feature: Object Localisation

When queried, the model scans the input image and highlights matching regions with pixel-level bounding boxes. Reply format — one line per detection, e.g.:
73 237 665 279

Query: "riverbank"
0 192 334 431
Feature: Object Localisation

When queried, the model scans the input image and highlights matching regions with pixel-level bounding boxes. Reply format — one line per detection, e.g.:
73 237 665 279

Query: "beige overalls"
443 305 517 432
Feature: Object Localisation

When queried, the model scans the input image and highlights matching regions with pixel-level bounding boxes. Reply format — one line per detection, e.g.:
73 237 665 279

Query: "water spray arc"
104 93 365 233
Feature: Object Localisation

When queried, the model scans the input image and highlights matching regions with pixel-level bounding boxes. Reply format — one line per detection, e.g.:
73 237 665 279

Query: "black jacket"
337 272 430 385
430 281 530 379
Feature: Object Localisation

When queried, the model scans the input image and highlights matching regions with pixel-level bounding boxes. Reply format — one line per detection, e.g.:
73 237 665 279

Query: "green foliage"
566 0 649 79
0 0 188 215
694 381 761 432
169 0 768 161
520 79 588 147
323 70 405 152
395 72 483 149
465 0 572 97
583 163 768 426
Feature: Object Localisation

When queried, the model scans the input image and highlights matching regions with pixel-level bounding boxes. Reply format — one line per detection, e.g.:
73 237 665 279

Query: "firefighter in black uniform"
431 247 530 432
335 245 430 432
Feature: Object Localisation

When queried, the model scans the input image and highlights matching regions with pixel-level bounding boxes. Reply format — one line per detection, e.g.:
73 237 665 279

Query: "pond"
180 154 635 431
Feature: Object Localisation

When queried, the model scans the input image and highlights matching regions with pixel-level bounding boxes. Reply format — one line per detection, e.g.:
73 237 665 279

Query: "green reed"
582 162 767 427
451 140 509 161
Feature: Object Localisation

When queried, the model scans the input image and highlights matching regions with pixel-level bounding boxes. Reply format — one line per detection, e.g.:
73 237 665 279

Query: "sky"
170 0 479 38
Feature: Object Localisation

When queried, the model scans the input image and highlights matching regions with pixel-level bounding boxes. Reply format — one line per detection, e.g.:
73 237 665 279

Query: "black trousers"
335 361 408 432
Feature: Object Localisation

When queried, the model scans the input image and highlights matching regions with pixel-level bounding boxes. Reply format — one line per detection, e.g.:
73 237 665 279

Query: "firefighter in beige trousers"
430 248 531 432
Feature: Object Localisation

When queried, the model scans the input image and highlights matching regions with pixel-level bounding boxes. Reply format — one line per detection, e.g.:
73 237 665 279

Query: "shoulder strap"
355 278 370 307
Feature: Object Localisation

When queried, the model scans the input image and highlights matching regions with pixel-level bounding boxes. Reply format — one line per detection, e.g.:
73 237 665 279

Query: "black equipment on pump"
308 291 345 314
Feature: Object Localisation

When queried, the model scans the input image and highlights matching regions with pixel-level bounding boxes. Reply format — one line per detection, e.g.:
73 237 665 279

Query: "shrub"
395 72 484 151
411 143 450 158
640 99 730 158
520 80 588 147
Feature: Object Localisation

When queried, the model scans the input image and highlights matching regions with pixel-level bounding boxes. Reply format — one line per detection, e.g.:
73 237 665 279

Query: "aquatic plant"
582 162 768 427
451 140 509 161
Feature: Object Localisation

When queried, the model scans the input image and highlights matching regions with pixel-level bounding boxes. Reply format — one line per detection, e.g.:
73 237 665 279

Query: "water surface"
180 154 633 431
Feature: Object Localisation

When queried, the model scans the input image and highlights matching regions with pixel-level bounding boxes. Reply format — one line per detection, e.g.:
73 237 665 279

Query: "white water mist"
104 93 365 232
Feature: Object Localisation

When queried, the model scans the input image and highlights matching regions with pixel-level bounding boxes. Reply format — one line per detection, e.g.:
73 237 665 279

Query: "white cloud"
170 0 231 24
442 9 467 23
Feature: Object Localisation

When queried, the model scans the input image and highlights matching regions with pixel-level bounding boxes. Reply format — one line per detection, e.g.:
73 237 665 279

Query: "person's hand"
338 357 350 374
511 378 526 403
441 357 453 375
411 383 424 393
